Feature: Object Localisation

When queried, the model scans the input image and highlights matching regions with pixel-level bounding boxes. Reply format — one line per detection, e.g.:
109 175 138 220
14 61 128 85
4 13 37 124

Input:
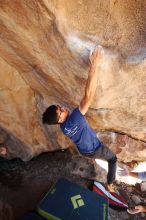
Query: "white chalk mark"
66 32 98 57
127 47 146 63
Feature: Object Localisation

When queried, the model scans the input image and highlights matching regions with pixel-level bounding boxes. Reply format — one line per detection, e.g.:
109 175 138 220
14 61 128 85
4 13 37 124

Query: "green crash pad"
37 178 108 220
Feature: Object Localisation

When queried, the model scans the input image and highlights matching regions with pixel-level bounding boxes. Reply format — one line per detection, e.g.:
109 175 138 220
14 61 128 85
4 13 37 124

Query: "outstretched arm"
127 205 146 214
117 167 146 181
79 46 104 115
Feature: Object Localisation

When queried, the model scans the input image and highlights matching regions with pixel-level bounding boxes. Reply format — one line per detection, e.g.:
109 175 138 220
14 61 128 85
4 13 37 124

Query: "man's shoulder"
65 107 85 124
69 107 84 120
71 107 83 116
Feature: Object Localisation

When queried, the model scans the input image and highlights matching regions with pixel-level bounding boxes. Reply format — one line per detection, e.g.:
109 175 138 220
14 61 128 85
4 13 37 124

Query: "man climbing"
42 46 117 191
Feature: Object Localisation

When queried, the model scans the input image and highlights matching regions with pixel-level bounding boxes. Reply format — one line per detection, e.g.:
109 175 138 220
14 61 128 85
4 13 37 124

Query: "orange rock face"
0 0 146 161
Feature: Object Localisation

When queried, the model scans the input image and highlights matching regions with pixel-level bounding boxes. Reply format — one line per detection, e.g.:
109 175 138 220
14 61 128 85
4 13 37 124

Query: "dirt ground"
0 150 145 220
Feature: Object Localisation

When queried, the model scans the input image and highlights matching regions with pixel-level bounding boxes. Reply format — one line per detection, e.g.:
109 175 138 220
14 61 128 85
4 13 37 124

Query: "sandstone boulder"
0 0 145 161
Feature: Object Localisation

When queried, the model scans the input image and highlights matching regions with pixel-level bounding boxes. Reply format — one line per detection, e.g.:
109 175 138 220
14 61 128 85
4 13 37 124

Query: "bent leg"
91 144 117 184
107 155 117 184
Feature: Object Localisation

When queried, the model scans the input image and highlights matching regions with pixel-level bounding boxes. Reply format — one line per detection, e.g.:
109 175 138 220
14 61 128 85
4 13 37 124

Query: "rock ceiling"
0 0 146 162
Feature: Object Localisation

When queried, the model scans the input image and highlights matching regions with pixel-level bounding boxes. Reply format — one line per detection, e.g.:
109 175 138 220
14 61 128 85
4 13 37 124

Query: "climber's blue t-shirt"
60 108 101 154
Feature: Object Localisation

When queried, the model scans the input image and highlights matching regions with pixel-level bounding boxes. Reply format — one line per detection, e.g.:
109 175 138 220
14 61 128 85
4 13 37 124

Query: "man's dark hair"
42 105 58 125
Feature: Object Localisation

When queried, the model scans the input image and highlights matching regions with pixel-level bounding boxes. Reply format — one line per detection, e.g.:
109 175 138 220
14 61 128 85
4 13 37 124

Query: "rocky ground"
0 150 146 220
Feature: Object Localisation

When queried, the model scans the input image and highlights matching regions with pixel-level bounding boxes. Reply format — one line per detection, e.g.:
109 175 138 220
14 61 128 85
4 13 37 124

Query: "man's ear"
58 117 63 124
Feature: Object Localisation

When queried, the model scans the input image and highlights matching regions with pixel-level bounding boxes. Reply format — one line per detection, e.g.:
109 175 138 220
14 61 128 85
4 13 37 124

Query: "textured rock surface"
0 0 146 161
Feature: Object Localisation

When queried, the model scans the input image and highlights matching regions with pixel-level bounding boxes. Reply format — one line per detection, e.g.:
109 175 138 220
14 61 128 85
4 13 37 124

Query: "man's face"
56 105 69 123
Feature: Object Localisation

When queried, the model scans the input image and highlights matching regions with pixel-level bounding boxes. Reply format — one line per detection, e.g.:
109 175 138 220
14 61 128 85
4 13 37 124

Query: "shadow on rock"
0 157 25 189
